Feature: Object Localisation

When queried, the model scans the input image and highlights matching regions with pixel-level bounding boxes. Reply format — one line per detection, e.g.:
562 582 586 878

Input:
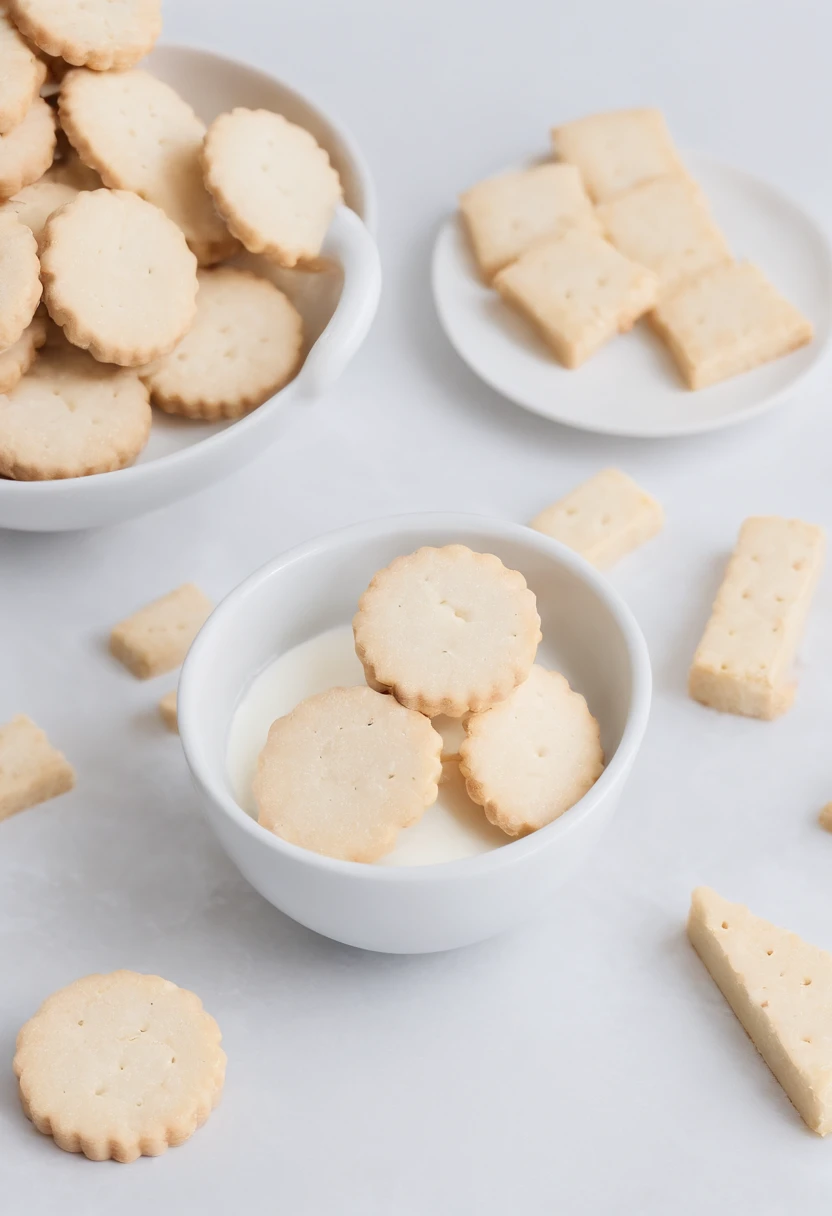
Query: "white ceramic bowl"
0 45 381 531
178 513 652 954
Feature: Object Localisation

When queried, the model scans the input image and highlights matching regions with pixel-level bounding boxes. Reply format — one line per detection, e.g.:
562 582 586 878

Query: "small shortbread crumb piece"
0 10 47 135
201 108 342 268
689 516 824 720
0 714 75 822
253 686 442 863
139 267 304 420
459 665 603 837
0 212 41 348
530 468 663 569
59 69 239 265
40 188 199 367
158 690 178 734
0 179 79 240
8 0 162 71
552 108 686 203
596 175 732 297
353 545 542 718
494 229 658 368
0 314 46 393
14 970 225 1162
0 95 55 197
651 261 813 389
688 886 832 1136
819 804 832 833
110 584 213 679
459 163 599 280
0 344 151 480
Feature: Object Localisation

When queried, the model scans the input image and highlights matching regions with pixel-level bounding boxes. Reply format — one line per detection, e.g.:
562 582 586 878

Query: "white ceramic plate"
432 153 832 438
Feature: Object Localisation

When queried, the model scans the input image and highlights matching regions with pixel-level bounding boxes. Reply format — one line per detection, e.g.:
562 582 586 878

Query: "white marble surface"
3 0 832 1211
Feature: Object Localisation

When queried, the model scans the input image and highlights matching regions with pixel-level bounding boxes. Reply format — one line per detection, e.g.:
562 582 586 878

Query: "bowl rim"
178 512 653 883
0 41 379 506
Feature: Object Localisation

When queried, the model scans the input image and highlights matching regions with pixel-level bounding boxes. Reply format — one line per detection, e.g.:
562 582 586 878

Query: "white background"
2 0 832 1211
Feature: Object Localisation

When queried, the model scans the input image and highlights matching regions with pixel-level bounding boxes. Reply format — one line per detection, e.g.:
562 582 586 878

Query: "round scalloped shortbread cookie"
0 10 47 135
0 178 78 240
459 664 604 837
59 69 239 265
140 267 304 420
201 108 343 268
253 685 443 863
8 0 162 72
13 970 225 1163
0 212 41 348
0 314 46 392
0 344 151 479
0 95 55 197
353 545 542 718
40 188 198 366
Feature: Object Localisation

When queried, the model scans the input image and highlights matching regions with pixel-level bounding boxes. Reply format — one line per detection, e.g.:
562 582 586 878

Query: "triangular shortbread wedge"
688 886 832 1135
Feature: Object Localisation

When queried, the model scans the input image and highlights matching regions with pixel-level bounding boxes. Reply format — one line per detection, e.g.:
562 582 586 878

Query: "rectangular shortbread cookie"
689 516 824 719
459 163 599 280
688 886 832 1136
0 714 75 822
110 583 213 679
651 261 813 389
530 468 663 568
552 108 686 203
494 228 658 368
158 689 178 733
596 175 732 298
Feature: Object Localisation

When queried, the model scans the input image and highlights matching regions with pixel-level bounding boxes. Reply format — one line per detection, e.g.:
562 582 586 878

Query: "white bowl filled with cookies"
0 5 381 531
177 513 651 953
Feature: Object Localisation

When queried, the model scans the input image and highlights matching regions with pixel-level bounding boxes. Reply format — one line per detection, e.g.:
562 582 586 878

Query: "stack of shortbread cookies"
253 544 605 862
0 0 343 480
460 108 812 387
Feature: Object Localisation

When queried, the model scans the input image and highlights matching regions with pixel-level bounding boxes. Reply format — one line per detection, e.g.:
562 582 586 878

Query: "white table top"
3 1 832 1211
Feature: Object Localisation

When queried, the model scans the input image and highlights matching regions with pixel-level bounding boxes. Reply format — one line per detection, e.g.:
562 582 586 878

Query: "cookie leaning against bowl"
0 344 151 480
459 664 604 837
201 108 343 268
0 211 41 349
0 95 55 198
14 970 225 1162
353 545 542 718
140 268 304 420
58 68 239 266
0 9 47 135
253 686 443 863
40 188 198 366
7 0 162 72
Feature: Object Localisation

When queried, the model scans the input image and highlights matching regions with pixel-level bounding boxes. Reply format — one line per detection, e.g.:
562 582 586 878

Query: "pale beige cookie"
494 228 658 368
0 344 151 479
0 713 75 822
140 267 304 420
158 690 177 733
0 211 41 347
596 175 733 298
688 887 832 1136
253 686 442 863
0 94 55 197
0 313 46 392
0 9 47 134
40 188 199 366
530 468 664 569
0 178 78 240
651 260 813 390
819 803 832 833
353 545 542 718
14 970 225 1162
59 69 238 265
552 108 686 203
201 108 342 268
459 665 604 837
8 0 162 71
110 584 213 679
459 163 600 280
